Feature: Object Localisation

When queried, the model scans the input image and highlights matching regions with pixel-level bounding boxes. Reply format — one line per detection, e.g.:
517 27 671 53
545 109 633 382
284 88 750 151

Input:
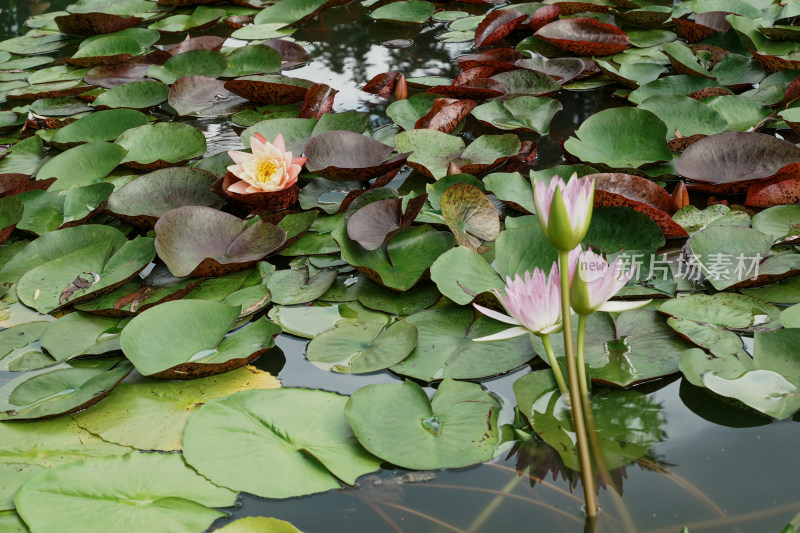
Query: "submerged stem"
576 314 590 401
558 250 597 517
540 334 569 397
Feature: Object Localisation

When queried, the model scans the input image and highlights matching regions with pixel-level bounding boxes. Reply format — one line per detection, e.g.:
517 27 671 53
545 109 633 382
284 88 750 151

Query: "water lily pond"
1 0 800 531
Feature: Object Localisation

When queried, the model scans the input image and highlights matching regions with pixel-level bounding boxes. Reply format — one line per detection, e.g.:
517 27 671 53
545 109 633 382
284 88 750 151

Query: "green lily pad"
673 204 751 233
183 388 382 498
391 306 535 381
51 109 148 146
0 225 156 314
0 417 131 467
17 184 114 236
429 246 503 305
115 123 207 169
0 464 44 511
29 96 92 117
440 183 499 250
307 320 417 373
637 94 729 138
0 32 65 56
216 517 301 533
72 366 280 451
370 1 435 23
35 142 126 192
471 96 562 133
222 44 282 77
253 0 326 25
241 117 316 153
357 280 441 315
267 266 337 305
393 129 464 179
490 70 560 97
494 221 559 279
628 75 727 105
120 300 281 378
39 312 127 361
751 205 800 242
147 50 228 85
0 322 54 372
149 6 225 33
386 93 439 131
595 59 667 88
563 107 671 169
27 66 87 85
780 303 800 328
668 317 747 359
92 81 169 110
0 136 43 175
15 452 237 533
345 379 500 470
333 224 455 291
0 357 132 421
484 172 535 214
583 206 665 254
659 292 780 331
690 226 800 290
268 301 390 338
533 309 693 387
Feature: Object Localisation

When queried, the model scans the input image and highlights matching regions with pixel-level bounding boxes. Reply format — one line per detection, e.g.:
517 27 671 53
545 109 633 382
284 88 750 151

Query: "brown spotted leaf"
475 9 527 48
534 17 630 56
415 98 476 133
440 183 500 250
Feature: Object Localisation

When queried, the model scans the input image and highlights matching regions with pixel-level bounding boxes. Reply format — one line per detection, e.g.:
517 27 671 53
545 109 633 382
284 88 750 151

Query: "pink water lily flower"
473 264 562 341
570 248 651 315
533 173 594 251
227 133 306 194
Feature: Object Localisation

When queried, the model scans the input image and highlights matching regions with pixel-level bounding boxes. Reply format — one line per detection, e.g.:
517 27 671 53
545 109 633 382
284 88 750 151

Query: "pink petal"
273 133 286 153
597 299 652 312
472 327 529 342
473 304 521 326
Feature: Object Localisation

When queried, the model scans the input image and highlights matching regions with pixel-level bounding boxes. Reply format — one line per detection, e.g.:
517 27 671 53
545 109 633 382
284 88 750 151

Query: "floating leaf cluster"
0 0 799 530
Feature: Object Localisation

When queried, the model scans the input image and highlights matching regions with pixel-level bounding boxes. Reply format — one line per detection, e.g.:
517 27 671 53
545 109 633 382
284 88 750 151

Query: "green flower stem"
540 334 569 397
558 250 597 518
577 314 590 401
577 312 617 495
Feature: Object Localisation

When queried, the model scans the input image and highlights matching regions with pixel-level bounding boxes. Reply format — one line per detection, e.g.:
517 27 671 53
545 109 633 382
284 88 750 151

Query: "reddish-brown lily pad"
0 174 54 198
55 13 142 36
527 4 561 31
426 79 506 100
415 98 476 133
589 173 687 239
453 66 509 86
305 130 410 181
362 71 406 99
534 17 630 56
224 74 314 104
751 50 800 75
672 15 727 44
746 179 800 207
474 9 527 48
105 167 225 227
675 132 800 194
168 76 247 116
154 206 287 277
213 172 300 213
299 83 338 119
457 48 523 70
346 193 428 250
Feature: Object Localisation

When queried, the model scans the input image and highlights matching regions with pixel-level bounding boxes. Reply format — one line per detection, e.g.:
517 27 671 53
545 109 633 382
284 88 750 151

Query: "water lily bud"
533 173 594 252
673 181 689 209
394 74 408 100
569 248 651 315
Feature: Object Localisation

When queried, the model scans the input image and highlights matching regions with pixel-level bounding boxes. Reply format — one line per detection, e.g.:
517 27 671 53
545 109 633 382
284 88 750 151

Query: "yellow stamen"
255 159 281 184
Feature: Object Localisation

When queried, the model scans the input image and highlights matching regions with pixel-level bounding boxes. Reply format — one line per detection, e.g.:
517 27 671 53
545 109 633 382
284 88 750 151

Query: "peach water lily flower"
227 133 306 194
473 264 562 341
533 173 594 252
570 247 651 315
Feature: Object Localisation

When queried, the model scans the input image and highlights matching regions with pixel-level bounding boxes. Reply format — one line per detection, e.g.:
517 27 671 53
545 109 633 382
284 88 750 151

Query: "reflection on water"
1 0 799 531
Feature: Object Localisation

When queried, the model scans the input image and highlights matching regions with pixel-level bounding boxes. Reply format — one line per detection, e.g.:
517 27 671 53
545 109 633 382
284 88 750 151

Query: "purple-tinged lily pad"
154 206 287 277
535 17 630 56
168 35 226 56
305 130 409 181
106 167 224 227
675 132 800 194
168 76 248 117
346 192 428 250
